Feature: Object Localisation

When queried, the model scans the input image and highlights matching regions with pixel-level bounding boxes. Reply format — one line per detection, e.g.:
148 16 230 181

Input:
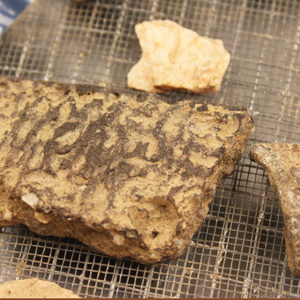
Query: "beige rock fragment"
249 143 300 275
0 278 79 298
127 20 230 94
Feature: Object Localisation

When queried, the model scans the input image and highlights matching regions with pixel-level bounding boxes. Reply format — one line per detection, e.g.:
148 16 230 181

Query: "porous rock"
249 143 300 275
0 278 79 298
0 78 254 263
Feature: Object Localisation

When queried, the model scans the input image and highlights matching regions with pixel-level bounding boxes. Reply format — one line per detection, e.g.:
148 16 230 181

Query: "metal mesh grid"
0 0 299 297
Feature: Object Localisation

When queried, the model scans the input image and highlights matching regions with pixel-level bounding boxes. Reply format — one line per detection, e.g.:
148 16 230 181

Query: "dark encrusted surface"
0 78 254 263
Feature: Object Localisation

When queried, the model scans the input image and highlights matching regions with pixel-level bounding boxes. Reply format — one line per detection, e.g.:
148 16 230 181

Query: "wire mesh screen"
0 0 299 298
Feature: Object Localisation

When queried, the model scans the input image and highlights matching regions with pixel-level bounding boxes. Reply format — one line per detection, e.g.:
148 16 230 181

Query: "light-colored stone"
249 143 300 275
21 193 39 210
128 20 230 94
0 278 79 298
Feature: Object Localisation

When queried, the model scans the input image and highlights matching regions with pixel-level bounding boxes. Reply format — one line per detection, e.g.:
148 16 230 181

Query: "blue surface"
0 0 32 35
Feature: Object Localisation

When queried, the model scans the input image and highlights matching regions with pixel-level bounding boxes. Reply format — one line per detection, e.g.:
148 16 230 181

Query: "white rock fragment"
2 209 12 222
150 252 158 259
113 233 125 246
126 231 136 238
173 238 184 248
34 211 51 224
21 193 39 210
102 222 109 229
128 20 230 94
79 185 87 191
